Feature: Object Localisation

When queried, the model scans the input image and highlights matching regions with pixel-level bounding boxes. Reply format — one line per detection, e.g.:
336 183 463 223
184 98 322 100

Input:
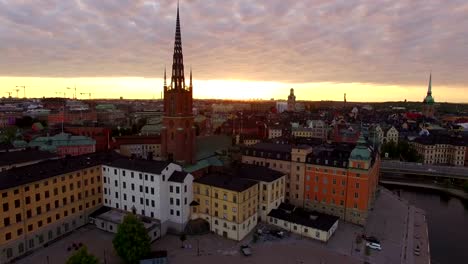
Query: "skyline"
1 0 468 102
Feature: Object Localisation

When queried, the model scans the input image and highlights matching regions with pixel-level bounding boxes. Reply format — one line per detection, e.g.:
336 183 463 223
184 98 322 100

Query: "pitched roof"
168 171 189 183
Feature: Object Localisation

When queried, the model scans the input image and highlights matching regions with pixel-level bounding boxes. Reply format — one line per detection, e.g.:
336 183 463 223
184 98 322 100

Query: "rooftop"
103 158 171 175
0 152 120 191
268 203 339 231
168 171 189 183
234 163 285 182
194 173 258 192
89 206 159 229
0 149 58 166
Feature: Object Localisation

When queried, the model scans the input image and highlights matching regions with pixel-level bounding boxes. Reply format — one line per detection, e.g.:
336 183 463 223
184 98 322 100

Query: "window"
5 232 11 241
25 196 31 204
14 199 20 208
2 202 9 212
184 185 187 193
151 188 154 195
16 213 21 222
355 183 360 188
176 211 180 216
26 210 32 218
36 206 42 215
170 198 174 205
170 209 174 215
28 224 33 231
176 186 180 194
17 228 23 236
4 217 10 226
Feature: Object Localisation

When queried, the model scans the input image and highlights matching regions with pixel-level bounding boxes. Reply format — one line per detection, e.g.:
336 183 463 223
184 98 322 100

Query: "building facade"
28 133 96 157
161 5 195 165
101 159 193 234
192 174 259 241
412 135 466 166
0 155 105 263
241 137 380 225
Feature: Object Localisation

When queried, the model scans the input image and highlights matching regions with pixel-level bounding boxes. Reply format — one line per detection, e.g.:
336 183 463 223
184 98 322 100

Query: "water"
389 188 468 264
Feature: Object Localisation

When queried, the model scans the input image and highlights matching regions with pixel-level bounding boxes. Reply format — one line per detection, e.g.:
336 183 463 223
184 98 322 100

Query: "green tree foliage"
66 247 99 264
463 181 468 193
113 214 151 264
381 141 423 162
0 127 18 144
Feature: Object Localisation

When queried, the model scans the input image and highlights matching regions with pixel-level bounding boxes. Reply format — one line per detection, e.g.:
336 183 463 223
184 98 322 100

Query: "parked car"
240 245 252 256
366 242 382 251
366 236 380 244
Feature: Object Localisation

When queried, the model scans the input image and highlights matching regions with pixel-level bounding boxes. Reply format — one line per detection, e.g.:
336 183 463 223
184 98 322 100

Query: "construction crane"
5 92 12 98
80 92 92 99
67 86 77 99
14 89 20 98
16 86 26 98
55 91 66 98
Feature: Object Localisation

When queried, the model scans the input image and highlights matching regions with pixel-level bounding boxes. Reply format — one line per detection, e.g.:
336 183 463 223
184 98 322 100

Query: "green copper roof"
350 134 371 160
423 95 435 104
28 133 95 152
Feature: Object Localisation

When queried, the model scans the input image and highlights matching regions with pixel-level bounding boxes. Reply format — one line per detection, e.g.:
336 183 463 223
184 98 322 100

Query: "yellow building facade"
0 156 105 263
192 174 259 241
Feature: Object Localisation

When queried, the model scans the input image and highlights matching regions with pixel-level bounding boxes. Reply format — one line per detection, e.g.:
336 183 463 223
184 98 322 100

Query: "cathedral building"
161 3 195 164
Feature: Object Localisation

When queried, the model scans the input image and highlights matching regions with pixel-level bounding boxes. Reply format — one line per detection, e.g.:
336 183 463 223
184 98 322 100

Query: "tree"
180 233 187 248
66 247 99 264
113 214 151 264
463 181 468 193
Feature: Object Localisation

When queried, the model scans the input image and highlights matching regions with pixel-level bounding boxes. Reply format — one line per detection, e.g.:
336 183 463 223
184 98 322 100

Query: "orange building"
241 134 380 225
303 135 380 225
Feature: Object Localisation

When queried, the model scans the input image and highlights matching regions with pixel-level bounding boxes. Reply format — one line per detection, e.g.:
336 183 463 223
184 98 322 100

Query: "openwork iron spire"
170 1 185 90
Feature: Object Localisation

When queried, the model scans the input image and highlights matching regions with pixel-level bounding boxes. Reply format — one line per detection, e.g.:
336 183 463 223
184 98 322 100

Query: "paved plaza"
16 187 429 264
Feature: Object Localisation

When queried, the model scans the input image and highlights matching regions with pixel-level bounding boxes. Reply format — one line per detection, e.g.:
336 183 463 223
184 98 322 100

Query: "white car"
366 242 382 251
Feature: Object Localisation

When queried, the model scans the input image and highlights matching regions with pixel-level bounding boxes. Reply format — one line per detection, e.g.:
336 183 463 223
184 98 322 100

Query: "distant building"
374 125 399 145
411 134 466 166
291 120 328 140
111 135 161 160
276 101 288 113
268 126 283 139
422 74 435 118
64 126 111 152
287 88 296 112
48 109 97 126
28 133 96 157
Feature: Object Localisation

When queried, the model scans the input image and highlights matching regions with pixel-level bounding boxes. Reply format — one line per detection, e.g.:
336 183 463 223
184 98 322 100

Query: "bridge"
381 160 468 180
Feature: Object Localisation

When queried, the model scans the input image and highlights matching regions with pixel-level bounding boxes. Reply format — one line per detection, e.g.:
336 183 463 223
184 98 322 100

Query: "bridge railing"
381 160 468 178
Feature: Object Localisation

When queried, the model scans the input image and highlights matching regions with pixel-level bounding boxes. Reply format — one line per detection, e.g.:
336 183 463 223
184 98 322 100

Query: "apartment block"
192 174 259 241
102 159 193 234
241 135 380 225
0 154 107 263
412 135 467 166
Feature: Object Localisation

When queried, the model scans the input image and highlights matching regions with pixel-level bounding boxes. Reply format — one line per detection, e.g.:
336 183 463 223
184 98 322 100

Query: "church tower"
161 2 195 164
287 88 296 112
422 73 435 118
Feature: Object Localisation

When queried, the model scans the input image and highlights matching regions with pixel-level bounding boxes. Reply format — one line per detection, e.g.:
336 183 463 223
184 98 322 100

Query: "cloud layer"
1 0 468 87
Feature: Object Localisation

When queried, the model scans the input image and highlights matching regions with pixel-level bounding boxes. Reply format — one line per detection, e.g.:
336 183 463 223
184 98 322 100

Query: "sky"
1 0 468 102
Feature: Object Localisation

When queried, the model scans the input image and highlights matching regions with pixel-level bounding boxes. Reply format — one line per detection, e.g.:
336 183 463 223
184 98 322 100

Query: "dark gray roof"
103 158 171 175
268 204 339 231
234 164 285 182
168 171 189 183
195 173 258 192
0 152 120 191
0 149 58 166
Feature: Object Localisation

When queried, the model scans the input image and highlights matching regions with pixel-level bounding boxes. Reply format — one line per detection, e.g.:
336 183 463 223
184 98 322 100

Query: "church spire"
190 66 192 89
427 72 432 96
170 0 185 90
164 66 167 87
